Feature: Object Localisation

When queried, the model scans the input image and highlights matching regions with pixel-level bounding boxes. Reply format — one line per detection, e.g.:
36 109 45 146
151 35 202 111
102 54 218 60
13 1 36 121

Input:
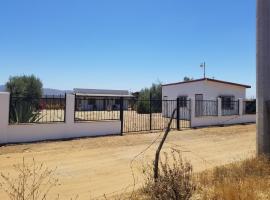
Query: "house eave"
162 78 251 89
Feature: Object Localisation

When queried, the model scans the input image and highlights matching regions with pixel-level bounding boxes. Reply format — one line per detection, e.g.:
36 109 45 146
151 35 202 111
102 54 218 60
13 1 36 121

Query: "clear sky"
0 0 256 97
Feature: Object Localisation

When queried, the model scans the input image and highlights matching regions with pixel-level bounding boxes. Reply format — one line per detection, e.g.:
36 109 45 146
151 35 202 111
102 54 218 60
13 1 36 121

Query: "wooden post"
154 108 177 180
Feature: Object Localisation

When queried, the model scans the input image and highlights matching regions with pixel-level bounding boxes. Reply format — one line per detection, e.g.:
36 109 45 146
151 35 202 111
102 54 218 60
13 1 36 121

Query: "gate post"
120 97 124 135
149 93 152 131
177 98 180 130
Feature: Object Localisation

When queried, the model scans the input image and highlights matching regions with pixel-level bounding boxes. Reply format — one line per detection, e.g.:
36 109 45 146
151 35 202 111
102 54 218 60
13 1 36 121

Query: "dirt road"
0 124 256 199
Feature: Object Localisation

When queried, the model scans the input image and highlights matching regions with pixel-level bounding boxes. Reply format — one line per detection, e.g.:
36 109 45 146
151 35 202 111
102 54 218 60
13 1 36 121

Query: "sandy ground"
0 124 256 199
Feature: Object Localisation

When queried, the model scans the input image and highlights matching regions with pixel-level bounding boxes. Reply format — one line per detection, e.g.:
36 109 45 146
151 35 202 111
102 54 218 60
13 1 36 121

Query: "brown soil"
0 124 256 199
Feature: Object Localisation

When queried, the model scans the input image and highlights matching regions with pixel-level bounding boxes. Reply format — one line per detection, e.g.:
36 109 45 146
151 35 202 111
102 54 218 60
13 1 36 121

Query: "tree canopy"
137 82 162 113
6 75 43 98
183 76 194 82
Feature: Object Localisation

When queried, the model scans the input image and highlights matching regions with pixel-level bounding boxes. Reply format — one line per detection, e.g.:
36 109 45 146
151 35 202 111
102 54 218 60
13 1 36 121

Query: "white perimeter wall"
162 80 246 100
0 92 121 144
190 98 256 127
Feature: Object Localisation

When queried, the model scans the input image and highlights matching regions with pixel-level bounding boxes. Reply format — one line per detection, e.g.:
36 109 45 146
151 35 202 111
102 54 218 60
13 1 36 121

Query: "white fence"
0 92 121 144
190 98 256 127
0 92 256 144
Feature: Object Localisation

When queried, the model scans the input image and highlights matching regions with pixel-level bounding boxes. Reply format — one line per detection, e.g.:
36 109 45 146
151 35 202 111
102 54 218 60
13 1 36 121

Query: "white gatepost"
65 94 75 124
239 98 243 116
190 98 196 128
217 98 222 117
0 92 10 143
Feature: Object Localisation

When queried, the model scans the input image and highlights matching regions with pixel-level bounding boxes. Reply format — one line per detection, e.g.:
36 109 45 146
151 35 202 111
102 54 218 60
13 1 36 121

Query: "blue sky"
0 0 256 97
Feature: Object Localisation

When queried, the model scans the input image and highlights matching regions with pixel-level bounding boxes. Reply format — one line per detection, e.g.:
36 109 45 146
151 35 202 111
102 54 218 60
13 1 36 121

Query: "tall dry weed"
0 158 59 200
141 150 196 200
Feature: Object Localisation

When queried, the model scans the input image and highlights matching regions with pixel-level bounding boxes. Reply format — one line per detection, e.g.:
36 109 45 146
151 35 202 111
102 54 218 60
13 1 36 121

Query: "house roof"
162 78 251 88
73 88 133 97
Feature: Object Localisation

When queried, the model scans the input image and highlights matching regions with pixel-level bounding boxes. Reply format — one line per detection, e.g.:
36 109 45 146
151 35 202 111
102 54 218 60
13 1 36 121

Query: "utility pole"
257 0 270 155
200 62 206 78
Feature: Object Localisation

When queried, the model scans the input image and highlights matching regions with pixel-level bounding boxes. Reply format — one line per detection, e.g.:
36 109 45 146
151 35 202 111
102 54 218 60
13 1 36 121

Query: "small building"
74 88 133 111
162 78 251 117
162 78 251 102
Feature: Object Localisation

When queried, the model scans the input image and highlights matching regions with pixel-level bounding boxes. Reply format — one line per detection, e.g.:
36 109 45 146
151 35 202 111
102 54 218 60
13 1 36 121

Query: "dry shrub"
198 156 270 200
0 158 59 200
141 150 196 200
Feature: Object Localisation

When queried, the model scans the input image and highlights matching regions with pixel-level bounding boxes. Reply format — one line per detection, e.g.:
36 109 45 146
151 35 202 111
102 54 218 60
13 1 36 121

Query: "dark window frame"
220 95 235 110
87 98 96 105
178 96 188 107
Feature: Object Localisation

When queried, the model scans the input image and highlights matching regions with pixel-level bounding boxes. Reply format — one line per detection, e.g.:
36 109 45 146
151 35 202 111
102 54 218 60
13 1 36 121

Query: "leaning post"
257 0 270 156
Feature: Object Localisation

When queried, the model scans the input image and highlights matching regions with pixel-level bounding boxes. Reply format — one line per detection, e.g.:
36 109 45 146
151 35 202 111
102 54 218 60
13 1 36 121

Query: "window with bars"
220 96 235 110
178 96 188 107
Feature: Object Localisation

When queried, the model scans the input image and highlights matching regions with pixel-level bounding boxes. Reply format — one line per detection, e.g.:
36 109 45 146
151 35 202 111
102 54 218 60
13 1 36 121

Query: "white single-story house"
162 78 251 102
74 88 133 111
162 78 252 117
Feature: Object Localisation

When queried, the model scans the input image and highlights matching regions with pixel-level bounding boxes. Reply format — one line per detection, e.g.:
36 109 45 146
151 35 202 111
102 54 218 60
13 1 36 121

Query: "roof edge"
162 78 251 88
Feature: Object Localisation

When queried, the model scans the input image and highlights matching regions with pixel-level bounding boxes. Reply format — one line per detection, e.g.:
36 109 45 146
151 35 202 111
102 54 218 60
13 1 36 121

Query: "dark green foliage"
183 76 193 82
6 75 43 123
6 75 43 98
9 98 43 123
137 82 162 114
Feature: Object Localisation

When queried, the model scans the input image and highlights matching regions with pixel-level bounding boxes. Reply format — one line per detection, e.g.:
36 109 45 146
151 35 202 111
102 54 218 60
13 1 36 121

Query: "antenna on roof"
200 62 206 78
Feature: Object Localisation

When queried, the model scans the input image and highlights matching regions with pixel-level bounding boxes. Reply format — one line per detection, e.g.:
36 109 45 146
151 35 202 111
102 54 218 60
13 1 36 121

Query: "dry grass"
142 150 196 200
119 155 270 200
0 158 59 200
197 156 270 200
0 158 80 200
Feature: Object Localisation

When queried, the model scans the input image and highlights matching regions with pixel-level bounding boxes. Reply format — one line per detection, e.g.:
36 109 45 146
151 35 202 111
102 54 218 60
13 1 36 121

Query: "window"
88 99 96 105
220 96 235 110
178 96 188 107
115 99 121 105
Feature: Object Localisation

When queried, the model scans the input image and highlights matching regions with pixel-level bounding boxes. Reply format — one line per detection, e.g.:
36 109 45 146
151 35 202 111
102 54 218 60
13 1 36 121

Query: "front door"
195 94 204 116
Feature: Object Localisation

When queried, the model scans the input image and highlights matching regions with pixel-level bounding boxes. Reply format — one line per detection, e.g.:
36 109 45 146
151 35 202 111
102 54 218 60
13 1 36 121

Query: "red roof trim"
162 78 251 88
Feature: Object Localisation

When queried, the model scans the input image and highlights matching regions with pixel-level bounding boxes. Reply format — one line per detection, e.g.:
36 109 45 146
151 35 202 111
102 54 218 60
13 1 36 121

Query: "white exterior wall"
190 97 256 128
162 80 246 100
0 93 121 144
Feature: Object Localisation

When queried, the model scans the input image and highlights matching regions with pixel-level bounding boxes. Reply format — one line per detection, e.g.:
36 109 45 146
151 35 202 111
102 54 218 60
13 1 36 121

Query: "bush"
9 98 42 123
137 82 162 114
142 150 196 200
6 75 43 123
6 75 43 98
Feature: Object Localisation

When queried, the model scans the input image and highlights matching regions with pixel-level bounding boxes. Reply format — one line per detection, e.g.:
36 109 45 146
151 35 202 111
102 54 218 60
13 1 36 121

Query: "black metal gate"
122 98 191 133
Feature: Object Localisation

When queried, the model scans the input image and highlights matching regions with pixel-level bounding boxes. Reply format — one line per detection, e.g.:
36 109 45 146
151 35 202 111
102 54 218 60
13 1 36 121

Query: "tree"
137 82 162 114
183 76 193 82
6 75 43 98
6 75 43 123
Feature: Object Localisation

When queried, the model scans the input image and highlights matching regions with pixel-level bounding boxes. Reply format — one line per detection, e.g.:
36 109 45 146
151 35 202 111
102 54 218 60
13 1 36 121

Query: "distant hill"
43 88 73 96
0 85 72 95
